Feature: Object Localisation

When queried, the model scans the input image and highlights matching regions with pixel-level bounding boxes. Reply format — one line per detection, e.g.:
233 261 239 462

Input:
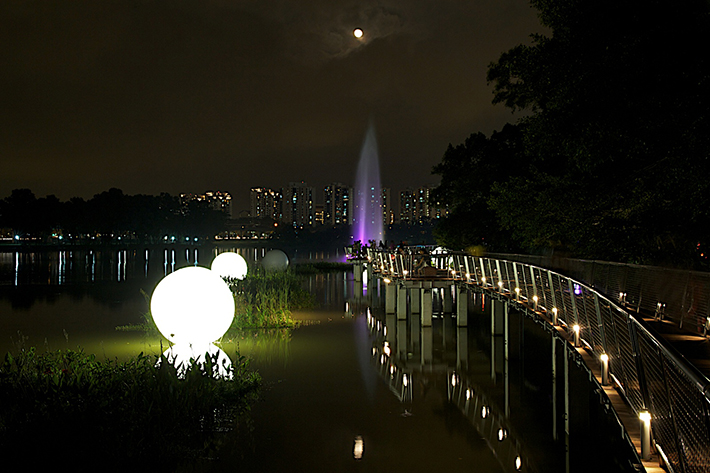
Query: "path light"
533 295 539 310
515 287 520 301
573 324 581 347
515 456 522 471
552 307 558 325
497 428 508 441
639 411 652 460
150 266 235 346
211 252 248 280
498 281 504 292
481 276 487 285
601 354 610 385
481 405 490 419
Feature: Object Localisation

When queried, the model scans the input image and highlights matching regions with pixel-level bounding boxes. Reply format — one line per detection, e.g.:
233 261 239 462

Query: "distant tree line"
431 0 710 269
0 188 227 244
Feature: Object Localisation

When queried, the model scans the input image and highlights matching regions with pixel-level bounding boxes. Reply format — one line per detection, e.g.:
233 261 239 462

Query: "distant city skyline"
246 180 444 228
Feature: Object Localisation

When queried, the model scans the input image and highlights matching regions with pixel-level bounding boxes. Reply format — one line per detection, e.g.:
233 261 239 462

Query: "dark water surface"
0 247 637 472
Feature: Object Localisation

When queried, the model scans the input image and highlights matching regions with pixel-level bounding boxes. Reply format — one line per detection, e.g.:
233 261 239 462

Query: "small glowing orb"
353 28 363 38
211 251 248 280
150 266 235 345
261 249 289 272
161 344 233 379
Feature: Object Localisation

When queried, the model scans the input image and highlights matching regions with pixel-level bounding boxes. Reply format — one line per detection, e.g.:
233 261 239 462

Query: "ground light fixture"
211 251 248 280
150 266 235 346
640 411 652 460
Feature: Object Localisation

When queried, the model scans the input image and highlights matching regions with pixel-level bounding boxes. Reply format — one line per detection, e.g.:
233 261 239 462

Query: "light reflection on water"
0 248 636 472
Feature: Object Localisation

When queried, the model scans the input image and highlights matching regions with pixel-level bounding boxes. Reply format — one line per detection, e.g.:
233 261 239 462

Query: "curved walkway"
363 247 710 473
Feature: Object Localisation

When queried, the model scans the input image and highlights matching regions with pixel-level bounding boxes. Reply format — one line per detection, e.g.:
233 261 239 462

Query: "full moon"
353 28 363 38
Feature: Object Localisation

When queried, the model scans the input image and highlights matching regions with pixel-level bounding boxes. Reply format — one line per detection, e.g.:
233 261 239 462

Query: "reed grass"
0 347 260 469
226 268 315 329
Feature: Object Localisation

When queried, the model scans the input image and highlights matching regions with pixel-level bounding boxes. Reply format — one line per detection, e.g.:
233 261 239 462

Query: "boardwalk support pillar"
385 280 396 314
397 284 407 320
456 286 468 326
421 287 433 327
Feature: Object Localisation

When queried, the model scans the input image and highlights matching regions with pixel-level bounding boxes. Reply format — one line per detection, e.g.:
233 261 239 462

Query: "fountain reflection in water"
353 122 383 244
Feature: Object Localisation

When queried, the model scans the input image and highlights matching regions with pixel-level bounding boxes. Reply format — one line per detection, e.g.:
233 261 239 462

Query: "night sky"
1 0 541 213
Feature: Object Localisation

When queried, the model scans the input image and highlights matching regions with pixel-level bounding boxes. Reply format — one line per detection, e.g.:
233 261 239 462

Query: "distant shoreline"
0 239 274 251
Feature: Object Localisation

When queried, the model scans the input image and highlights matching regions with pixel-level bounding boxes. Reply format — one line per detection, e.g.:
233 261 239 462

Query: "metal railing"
364 247 710 473
487 253 710 336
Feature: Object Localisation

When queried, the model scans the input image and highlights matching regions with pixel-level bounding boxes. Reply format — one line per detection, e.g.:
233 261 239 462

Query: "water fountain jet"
353 122 383 245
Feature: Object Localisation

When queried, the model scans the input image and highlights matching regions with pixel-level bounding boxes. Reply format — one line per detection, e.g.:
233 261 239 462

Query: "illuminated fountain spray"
353 122 383 244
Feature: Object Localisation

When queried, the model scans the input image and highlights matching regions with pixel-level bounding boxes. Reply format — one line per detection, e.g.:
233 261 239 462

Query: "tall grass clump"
0 347 260 469
226 268 314 328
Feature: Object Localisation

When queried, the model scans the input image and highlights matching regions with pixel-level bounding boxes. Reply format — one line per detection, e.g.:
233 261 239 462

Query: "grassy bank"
0 347 260 469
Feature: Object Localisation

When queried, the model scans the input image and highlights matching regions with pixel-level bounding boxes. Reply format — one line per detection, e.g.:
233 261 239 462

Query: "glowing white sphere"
262 249 289 271
150 266 235 345
353 28 363 38
211 252 248 280
161 344 233 379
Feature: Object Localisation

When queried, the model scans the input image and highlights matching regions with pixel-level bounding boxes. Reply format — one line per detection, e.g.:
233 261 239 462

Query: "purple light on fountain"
353 122 383 244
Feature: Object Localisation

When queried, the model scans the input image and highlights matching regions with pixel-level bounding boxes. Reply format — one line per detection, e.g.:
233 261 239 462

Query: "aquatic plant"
0 347 260 469
226 268 315 328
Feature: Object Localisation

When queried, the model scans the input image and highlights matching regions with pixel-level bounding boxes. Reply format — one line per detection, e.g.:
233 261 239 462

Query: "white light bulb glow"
161 344 233 379
211 252 248 280
150 266 235 345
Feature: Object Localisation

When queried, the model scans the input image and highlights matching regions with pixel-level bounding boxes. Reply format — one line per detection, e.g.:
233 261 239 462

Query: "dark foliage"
433 0 710 267
0 347 260 470
0 188 226 243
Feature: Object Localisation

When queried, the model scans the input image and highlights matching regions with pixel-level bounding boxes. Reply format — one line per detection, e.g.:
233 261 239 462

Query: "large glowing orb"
150 266 235 345
353 28 363 38
211 252 248 280
261 249 289 272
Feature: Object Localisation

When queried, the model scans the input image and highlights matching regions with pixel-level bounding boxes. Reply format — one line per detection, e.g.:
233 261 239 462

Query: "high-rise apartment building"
180 190 233 217
324 183 352 225
283 181 315 228
250 187 282 221
399 186 446 224
399 188 415 223
381 187 394 225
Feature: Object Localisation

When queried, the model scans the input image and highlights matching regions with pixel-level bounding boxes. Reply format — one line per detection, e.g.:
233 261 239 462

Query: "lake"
0 245 638 472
